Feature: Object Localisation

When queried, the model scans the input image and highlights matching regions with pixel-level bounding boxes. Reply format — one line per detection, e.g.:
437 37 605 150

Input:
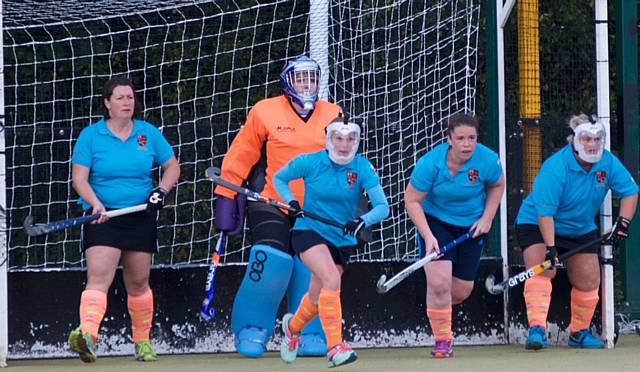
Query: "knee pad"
287 256 327 356
231 244 293 357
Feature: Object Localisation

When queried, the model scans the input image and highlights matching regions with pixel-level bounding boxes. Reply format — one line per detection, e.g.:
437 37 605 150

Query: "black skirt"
81 210 158 253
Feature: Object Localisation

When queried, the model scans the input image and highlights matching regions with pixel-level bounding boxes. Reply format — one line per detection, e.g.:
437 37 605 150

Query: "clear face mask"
572 122 605 163
325 122 360 165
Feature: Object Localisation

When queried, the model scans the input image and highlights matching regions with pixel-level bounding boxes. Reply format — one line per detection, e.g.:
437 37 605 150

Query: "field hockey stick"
200 231 226 321
485 234 606 295
23 204 147 237
376 231 473 294
205 167 372 242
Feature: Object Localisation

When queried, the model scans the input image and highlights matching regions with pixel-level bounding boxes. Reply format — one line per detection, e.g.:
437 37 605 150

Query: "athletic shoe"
68 326 97 363
568 329 604 349
135 340 158 361
431 339 453 358
280 313 301 364
235 326 268 358
327 342 357 368
525 325 550 350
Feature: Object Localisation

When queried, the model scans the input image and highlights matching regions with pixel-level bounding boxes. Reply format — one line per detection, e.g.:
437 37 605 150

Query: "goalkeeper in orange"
213 55 342 357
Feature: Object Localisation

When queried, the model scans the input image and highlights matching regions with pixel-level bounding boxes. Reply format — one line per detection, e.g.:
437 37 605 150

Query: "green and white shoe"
68 326 97 363
135 340 158 362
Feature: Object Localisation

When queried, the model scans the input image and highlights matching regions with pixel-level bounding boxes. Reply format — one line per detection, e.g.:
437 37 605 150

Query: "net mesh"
3 0 480 270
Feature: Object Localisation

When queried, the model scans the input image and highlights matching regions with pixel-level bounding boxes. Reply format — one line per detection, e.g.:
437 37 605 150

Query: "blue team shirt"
410 142 503 226
274 150 389 247
517 144 638 237
72 118 175 210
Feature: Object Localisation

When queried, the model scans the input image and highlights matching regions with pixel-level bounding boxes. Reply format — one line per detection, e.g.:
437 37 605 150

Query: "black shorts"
417 214 484 281
291 230 356 268
82 209 157 253
515 224 600 254
247 201 294 254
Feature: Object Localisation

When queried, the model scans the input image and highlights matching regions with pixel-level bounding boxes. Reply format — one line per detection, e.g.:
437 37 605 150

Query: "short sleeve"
150 125 175 165
72 127 92 168
410 153 438 193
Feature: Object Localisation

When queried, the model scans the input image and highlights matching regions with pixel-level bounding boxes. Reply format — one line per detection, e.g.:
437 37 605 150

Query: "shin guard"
231 244 293 357
287 256 327 356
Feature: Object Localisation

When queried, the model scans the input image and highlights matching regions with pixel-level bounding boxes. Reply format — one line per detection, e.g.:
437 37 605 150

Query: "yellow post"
518 0 541 194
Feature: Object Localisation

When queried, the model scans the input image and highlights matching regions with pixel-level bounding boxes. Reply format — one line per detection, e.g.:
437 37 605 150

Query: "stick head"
376 274 387 294
23 216 46 237
200 304 215 321
484 274 502 295
205 167 221 181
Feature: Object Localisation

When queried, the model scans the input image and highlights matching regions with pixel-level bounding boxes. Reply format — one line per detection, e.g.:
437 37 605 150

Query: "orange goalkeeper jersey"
215 95 342 204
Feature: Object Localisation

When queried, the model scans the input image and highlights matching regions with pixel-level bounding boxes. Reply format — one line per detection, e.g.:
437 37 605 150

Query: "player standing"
214 56 341 357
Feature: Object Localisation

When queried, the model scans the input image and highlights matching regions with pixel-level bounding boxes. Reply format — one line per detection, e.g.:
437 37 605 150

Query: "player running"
404 112 505 358
516 114 638 350
274 116 389 368
214 55 341 357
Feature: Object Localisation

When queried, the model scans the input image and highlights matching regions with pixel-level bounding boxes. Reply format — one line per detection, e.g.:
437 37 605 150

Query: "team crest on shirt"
468 168 479 183
596 170 607 185
347 172 358 187
137 135 148 150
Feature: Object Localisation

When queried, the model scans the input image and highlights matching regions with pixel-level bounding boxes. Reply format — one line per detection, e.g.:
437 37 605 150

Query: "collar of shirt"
318 149 358 170
96 118 143 139
436 143 475 176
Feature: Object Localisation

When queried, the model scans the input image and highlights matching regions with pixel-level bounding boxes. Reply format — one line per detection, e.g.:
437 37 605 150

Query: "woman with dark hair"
405 112 505 358
68 75 180 363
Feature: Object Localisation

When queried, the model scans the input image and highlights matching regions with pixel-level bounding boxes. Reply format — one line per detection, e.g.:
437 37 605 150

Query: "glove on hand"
343 217 365 237
146 187 167 214
604 216 631 245
288 200 303 218
545 246 558 266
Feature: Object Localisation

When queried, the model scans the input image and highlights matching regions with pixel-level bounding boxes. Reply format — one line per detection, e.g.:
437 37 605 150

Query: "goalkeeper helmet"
572 115 605 164
326 115 361 165
280 56 321 112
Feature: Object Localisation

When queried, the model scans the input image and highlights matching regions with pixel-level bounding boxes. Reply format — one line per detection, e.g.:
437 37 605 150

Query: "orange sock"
80 289 107 341
290 293 319 334
524 276 552 329
318 289 342 349
427 308 452 341
570 288 599 333
127 289 154 343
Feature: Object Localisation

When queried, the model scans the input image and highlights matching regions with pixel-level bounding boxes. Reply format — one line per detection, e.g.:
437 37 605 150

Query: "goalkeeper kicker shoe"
68 326 97 363
280 313 301 364
135 340 158 361
525 325 550 350
327 342 357 368
568 329 604 349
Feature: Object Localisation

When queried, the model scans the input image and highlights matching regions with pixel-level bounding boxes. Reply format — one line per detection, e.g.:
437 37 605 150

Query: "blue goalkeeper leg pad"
287 256 328 357
231 244 293 358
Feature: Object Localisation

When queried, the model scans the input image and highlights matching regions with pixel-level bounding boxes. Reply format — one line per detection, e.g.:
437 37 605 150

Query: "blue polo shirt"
72 118 175 210
410 142 503 226
517 144 638 237
274 150 389 247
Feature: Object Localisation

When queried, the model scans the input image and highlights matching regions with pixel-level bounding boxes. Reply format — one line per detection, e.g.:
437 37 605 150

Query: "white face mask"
325 121 361 165
572 121 605 163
